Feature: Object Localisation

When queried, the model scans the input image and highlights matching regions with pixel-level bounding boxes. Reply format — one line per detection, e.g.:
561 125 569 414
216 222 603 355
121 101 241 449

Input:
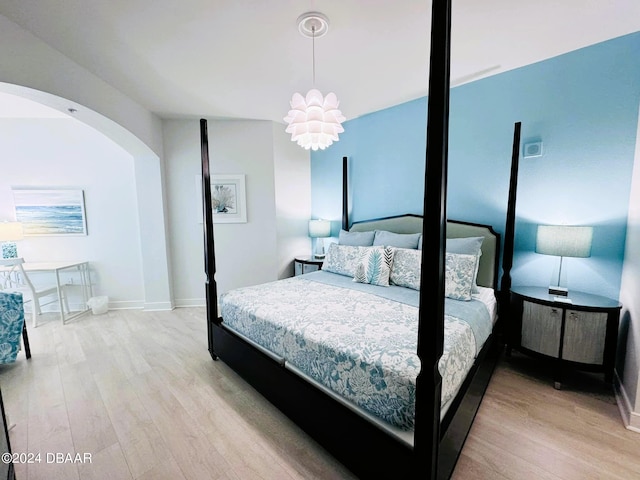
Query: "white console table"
21 261 93 324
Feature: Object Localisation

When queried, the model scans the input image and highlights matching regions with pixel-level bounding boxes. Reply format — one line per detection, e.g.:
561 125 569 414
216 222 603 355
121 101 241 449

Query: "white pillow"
353 246 394 286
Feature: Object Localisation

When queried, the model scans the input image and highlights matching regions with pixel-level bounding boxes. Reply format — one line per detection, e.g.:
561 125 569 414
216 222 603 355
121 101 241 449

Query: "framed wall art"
12 188 88 236
195 174 247 224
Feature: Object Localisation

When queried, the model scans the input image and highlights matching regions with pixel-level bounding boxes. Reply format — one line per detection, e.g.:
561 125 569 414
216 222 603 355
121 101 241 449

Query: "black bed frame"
199 1 521 477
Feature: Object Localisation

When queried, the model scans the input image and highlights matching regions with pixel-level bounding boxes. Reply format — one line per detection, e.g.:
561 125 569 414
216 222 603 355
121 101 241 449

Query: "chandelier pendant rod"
312 25 316 86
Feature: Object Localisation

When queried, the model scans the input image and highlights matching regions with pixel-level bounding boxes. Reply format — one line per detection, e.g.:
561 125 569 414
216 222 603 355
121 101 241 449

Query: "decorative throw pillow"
322 244 366 277
353 246 394 286
338 229 375 246
389 248 422 290
444 252 477 301
389 249 476 300
446 236 484 292
373 230 422 249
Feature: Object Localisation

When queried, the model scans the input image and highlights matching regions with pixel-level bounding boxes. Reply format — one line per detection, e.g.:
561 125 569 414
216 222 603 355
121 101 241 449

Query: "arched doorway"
0 84 173 310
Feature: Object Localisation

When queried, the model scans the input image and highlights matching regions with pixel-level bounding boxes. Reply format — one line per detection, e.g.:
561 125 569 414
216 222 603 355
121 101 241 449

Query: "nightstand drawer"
521 301 562 358
562 310 607 364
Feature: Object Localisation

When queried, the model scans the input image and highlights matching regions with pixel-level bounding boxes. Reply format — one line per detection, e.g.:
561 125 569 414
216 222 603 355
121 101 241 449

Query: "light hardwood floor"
1 308 639 480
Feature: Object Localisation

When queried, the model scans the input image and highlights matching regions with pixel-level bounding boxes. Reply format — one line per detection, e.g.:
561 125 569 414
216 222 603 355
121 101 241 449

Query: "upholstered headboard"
349 214 500 289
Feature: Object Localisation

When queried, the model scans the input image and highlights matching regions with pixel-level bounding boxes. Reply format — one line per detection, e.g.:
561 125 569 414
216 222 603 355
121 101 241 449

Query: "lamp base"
313 238 326 259
1 242 17 259
548 285 568 296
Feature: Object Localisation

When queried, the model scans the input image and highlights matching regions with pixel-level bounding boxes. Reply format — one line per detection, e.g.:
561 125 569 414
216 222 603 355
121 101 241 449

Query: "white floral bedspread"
220 275 489 430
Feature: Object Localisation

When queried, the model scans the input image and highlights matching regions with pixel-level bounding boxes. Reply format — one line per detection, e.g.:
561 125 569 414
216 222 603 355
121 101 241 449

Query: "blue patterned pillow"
390 249 476 300
389 248 421 290
322 244 366 277
447 236 483 293
353 247 394 286
444 253 476 301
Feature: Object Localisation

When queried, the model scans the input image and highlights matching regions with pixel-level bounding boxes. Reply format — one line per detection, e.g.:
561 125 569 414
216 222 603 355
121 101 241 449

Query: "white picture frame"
12 188 88 236
195 174 247 224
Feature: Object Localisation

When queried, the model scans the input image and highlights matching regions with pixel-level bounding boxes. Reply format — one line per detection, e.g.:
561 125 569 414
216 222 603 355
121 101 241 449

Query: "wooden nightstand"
294 257 324 276
507 286 621 389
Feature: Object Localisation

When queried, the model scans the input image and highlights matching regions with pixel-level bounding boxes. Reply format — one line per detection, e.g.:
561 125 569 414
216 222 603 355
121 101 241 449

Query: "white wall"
619 103 640 431
164 119 311 306
162 120 205 306
0 118 145 308
0 115 312 313
272 124 312 279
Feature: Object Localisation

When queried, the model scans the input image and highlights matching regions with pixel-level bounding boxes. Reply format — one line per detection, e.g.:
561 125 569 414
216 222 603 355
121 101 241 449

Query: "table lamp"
309 219 331 259
535 225 593 296
0 222 24 259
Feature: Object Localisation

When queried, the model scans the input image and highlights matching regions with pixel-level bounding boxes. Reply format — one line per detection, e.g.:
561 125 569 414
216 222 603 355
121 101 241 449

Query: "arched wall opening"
0 83 173 311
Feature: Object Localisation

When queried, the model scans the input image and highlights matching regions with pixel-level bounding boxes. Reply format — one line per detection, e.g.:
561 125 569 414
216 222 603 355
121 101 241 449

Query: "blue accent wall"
312 32 640 300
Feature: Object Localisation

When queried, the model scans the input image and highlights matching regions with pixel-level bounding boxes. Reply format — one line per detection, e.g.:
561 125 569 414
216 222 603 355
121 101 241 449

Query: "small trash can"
87 296 109 315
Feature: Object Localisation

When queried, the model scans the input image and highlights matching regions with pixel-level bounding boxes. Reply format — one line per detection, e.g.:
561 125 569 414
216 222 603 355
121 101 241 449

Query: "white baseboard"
143 301 174 311
107 300 145 310
174 298 206 308
614 370 640 433
28 299 188 313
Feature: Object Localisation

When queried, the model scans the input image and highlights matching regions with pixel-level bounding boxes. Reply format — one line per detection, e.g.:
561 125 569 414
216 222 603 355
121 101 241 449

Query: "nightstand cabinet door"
294 258 322 276
509 287 622 388
521 301 562 358
562 310 607 364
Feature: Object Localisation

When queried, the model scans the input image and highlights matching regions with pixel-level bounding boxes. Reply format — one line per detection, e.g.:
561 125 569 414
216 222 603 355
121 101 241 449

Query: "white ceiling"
1 0 639 122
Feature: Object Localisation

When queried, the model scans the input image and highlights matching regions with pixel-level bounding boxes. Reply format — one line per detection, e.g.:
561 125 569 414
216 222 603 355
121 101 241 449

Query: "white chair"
0 258 69 328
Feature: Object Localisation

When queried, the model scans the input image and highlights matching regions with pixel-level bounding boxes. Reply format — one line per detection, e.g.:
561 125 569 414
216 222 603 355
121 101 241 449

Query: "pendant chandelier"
284 12 345 151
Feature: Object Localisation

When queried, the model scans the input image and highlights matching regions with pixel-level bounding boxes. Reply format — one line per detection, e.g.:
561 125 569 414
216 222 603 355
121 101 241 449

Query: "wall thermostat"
523 141 543 158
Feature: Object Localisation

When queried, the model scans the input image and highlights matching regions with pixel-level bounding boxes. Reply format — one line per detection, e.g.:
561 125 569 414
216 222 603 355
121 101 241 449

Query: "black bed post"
499 122 521 310
414 0 452 478
342 156 349 230
200 119 220 361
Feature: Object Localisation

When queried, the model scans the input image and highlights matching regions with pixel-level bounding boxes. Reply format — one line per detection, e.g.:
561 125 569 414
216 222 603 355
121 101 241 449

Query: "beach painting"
12 189 88 236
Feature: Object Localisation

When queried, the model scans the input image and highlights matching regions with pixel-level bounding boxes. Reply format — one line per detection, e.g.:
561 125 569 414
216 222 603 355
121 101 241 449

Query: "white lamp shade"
536 225 593 258
309 219 331 238
0 222 24 241
284 89 345 151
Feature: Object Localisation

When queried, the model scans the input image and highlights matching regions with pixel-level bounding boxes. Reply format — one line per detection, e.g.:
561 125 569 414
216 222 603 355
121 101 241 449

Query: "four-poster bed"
199 1 521 478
